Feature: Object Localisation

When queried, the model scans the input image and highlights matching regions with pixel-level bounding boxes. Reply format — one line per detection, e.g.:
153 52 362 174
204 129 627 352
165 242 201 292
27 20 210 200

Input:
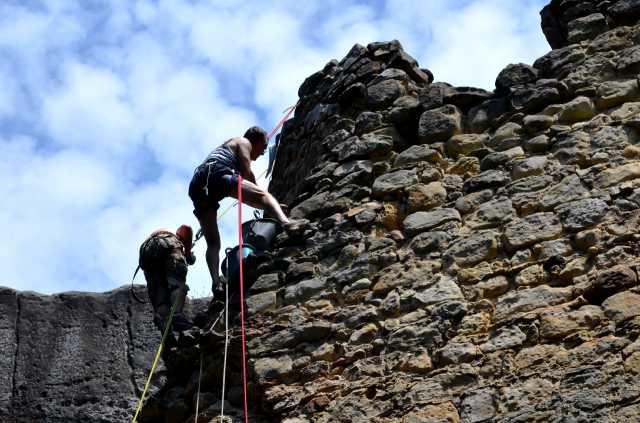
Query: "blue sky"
0 0 550 295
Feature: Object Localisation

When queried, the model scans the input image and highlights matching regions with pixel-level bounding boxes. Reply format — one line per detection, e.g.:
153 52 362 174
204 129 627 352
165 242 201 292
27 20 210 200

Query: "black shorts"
189 162 238 220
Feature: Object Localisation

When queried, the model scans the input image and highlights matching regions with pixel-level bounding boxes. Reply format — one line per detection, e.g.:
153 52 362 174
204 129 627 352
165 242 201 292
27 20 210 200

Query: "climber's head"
244 126 268 160
175 225 195 265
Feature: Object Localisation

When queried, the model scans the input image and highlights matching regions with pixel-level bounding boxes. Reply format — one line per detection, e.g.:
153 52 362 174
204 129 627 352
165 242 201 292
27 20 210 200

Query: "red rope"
266 103 298 141
232 103 297 421
237 175 249 423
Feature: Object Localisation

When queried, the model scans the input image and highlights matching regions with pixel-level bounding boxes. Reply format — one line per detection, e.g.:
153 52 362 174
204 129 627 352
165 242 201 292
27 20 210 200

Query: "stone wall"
144 0 640 421
541 0 640 49
0 285 187 423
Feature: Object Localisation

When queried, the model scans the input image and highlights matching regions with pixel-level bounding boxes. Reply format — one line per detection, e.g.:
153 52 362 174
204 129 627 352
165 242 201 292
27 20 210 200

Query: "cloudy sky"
0 0 550 296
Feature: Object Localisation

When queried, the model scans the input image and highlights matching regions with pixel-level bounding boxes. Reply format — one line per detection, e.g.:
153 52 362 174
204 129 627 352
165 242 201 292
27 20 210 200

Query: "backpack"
220 218 283 294
139 232 182 271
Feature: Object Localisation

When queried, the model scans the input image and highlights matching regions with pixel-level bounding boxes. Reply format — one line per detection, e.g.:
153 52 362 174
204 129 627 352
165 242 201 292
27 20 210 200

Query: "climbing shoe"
283 219 309 234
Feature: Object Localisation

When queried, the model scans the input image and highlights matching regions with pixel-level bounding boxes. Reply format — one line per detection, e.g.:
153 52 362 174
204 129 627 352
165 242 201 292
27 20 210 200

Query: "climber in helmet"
188 126 303 293
138 224 196 333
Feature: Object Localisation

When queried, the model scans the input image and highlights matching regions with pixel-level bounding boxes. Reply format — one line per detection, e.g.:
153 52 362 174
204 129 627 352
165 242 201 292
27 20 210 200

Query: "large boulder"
567 13 608 44
503 212 563 251
495 63 539 94
418 105 462 144
403 208 461 236
373 169 420 197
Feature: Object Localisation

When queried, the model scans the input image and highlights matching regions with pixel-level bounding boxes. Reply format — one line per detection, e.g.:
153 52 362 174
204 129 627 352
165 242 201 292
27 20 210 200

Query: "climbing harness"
203 163 213 197
132 297 179 423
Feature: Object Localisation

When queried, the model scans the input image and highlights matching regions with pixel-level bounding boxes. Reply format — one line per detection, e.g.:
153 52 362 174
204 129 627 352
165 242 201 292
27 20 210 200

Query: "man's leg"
168 283 187 314
145 270 170 330
229 179 290 224
167 274 191 330
166 258 188 315
199 207 222 291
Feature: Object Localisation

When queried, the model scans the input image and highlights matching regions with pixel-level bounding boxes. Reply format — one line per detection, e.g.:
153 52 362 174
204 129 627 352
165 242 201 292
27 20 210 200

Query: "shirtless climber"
138 225 196 333
188 126 302 293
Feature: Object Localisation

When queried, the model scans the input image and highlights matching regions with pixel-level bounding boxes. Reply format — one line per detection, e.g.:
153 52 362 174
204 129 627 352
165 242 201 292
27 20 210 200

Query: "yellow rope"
132 299 178 422
217 199 238 220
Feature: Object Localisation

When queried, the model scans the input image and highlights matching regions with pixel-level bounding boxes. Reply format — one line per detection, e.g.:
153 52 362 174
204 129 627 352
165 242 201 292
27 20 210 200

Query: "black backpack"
220 218 282 293
139 232 180 271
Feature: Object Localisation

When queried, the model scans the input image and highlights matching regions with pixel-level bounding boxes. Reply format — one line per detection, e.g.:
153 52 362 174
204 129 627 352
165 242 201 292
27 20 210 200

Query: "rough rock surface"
145 2 640 421
0 285 209 423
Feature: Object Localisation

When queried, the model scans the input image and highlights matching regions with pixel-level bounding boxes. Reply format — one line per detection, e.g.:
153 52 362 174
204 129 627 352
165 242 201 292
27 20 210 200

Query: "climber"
188 126 303 293
138 225 197 333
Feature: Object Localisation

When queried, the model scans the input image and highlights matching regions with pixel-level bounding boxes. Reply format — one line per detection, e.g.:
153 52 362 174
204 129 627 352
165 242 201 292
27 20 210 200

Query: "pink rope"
266 103 297 141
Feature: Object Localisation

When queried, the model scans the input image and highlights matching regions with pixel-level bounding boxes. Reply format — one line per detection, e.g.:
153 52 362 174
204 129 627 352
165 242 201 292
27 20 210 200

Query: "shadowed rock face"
0 285 207 423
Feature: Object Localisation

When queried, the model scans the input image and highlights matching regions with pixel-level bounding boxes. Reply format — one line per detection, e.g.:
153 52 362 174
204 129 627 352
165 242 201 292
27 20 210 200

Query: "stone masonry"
144 1 640 421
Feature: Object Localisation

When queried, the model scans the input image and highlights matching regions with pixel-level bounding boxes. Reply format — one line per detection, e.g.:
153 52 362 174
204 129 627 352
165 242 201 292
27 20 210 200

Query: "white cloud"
0 136 118 292
43 62 142 155
372 0 551 90
0 7 51 49
0 138 113 216
141 65 258 172
0 3 85 103
422 0 550 89
0 66 16 118
0 0 551 295
134 0 159 25
30 150 116 211
94 175 196 285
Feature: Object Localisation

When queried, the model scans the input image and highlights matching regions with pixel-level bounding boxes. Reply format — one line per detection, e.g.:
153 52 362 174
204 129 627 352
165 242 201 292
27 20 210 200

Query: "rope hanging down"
237 174 250 423
266 103 297 141
133 104 295 420
194 351 203 423
218 248 232 422
132 298 179 422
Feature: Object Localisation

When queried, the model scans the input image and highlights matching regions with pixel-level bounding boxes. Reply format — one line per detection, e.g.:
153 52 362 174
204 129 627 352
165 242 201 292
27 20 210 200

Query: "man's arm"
236 138 257 183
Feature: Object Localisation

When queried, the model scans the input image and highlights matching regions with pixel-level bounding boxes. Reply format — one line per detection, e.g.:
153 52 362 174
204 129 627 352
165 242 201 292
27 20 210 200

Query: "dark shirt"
203 142 240 173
